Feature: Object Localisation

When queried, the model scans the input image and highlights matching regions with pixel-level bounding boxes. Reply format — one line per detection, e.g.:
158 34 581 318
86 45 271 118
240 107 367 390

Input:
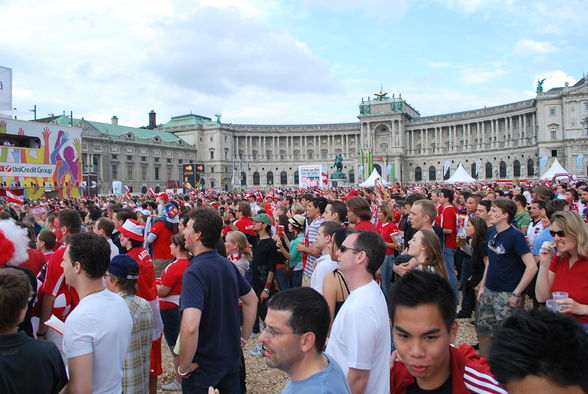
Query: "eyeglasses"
340 245 362 254
549 230 566 238
261 326 301 339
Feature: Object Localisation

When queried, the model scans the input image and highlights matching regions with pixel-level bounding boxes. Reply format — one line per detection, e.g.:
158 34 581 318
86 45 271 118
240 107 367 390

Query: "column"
532 113 536 144
411 130 415 153
522 115 527 143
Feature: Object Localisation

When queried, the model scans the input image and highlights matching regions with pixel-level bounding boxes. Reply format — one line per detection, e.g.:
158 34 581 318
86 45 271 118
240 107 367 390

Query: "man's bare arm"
240 289 258 341
60 353 92 394
178 308 202 374
348 368 370 394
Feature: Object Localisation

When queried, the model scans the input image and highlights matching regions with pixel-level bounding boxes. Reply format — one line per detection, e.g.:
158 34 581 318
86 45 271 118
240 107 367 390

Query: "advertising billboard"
0 117 82 199
182 163 205 192
298 164 327 188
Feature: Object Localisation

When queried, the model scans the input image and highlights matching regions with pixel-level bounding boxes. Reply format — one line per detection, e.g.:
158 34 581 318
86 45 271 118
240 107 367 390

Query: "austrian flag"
6 189 24 205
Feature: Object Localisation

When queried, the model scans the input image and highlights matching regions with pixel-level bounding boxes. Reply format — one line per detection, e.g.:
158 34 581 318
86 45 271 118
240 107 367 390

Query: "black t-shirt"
0 331 68 394
252 238 281 289
407 376 452 394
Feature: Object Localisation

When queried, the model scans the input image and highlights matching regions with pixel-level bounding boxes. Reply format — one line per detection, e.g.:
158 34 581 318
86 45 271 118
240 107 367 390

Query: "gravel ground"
156 317 478 393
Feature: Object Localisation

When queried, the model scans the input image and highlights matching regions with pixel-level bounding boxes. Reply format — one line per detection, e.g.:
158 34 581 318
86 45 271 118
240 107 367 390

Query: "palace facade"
39 77 588 193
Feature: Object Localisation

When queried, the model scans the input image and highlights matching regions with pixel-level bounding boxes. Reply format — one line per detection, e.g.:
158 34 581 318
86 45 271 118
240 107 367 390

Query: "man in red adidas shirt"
120 218 164 394
435 188 459 298
230 202 256 236
37 210 82 339
390 270 504 394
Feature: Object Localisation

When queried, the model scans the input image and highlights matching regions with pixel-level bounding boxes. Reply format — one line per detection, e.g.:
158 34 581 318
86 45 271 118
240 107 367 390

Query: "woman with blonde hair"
406 229 448 279
536 210 588 329
225 230 252 277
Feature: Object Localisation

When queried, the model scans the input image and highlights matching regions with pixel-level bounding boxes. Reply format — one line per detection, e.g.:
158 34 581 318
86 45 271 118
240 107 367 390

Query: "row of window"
111 165 177 181
239 170 357 186
414 159 536 181
111 154 185 164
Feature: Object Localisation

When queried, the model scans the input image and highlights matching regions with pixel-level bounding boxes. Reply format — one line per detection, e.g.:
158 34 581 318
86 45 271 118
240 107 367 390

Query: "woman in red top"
376 202 399 295
156 233 192 391
536 210 588 330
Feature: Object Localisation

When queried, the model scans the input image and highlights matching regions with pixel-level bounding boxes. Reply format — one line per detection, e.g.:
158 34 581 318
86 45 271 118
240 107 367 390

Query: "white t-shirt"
310 254 338 295
64 289 132 394
326 280 390 394
107 239 119 261
527 220 544 250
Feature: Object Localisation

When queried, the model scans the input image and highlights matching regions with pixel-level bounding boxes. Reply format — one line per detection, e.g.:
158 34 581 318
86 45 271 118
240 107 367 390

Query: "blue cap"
108 255 139 280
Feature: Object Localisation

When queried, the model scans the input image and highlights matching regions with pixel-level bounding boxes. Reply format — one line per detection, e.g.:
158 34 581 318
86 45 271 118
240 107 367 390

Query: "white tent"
540 158 571 180
359 169 390 187
444 164 476 184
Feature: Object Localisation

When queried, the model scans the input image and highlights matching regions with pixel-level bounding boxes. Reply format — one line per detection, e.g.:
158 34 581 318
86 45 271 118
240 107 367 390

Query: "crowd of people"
0 179 587 394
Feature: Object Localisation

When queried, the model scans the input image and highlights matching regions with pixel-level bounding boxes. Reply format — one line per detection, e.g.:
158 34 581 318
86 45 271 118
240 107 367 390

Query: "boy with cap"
105 255 153 394
119 219 164 394
146 204 180 277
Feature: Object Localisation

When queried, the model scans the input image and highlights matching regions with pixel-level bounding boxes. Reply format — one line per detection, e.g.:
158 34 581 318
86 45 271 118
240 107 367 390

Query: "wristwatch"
512 291 521 298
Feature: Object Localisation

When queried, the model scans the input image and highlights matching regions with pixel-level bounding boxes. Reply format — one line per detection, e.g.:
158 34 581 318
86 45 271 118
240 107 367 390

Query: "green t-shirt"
288 233 305 270
514 211 531 230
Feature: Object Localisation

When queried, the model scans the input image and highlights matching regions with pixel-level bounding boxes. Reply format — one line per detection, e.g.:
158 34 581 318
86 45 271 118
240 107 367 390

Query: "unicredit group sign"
0 163 56 177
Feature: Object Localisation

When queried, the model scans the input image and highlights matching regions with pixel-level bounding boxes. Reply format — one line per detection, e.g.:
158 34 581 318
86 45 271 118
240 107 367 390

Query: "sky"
1 0 587 127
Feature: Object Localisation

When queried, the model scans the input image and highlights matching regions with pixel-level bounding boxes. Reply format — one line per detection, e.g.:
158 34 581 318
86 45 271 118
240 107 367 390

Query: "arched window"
471 163 477 178
349 169 355 183
485 162 493 179
429 166 436 181
415 167 422 181
253 171 260 185
280 171 287 185
294 170 299 184
210 179 215 188
141 186 148 194
267 171 274 185
209 150 214 160
527 159 534 177
443 166 450 180
374 164 382 176
513 160 521 177
499 161 507 178
240 171 246 186
154 186 161 193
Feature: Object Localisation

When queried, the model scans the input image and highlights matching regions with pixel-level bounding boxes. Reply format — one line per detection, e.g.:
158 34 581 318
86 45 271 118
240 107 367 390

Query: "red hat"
158 193 169 203
119 219 145 242
342 190 359 200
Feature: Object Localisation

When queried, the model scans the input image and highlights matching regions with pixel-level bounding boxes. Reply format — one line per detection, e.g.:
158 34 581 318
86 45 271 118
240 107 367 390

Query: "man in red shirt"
120 219 164 394
37 209 82 339
435 188 459 298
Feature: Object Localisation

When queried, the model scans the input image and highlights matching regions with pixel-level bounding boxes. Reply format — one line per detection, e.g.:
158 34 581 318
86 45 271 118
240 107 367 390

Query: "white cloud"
439 0 513 13
514 39 559 56
459 68 508 85
534 70 578 91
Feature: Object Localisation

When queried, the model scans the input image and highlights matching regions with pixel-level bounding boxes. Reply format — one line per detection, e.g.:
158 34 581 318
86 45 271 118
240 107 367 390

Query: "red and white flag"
6 189 24 205
124 185 131 199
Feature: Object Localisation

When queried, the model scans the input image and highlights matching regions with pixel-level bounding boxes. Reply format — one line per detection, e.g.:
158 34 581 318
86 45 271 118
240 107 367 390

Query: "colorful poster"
299 164 325 188
0 117 82 200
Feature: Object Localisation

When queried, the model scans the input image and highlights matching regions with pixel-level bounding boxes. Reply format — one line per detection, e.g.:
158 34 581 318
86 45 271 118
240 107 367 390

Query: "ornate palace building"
165 77 588 189
38 77 588 193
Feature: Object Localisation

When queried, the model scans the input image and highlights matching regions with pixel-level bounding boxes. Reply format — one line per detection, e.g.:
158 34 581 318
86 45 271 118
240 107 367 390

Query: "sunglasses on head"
549 230 565 238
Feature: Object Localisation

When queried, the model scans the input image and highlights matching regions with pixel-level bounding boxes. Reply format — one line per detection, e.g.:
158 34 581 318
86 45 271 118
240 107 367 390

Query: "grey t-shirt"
281 354 351 394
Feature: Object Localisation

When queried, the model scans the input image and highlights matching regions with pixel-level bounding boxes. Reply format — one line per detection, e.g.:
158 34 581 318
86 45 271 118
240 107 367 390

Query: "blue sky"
0 0 586 126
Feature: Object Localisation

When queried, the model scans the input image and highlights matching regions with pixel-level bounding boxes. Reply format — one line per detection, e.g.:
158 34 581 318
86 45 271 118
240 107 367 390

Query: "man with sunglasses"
476 199 537 358
326 231 390 394
260 287 351 393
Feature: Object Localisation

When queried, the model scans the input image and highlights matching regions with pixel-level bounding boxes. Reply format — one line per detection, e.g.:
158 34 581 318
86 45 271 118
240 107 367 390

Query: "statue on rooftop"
214 113 222 123
536 78 546 94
